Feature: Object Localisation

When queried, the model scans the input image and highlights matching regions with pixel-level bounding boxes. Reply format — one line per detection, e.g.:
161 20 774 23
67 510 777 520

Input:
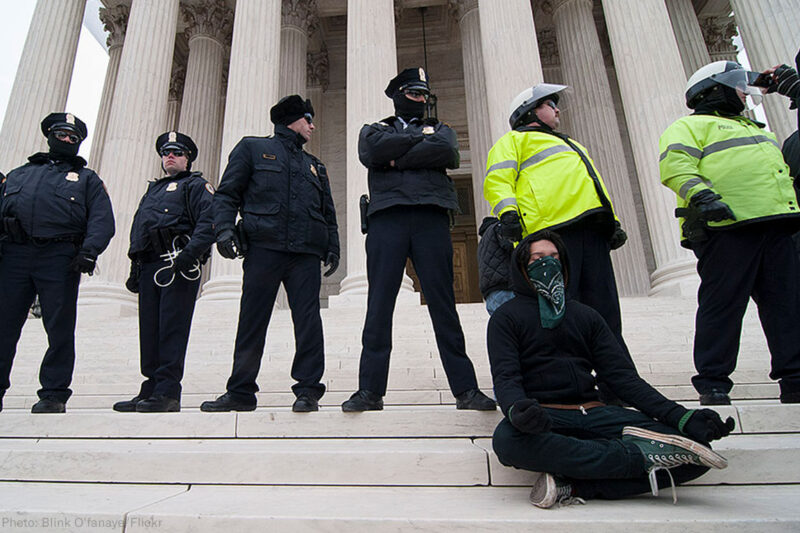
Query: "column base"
329 271 420 308
200 275 243 301
648 258 699 297
77 280 137 316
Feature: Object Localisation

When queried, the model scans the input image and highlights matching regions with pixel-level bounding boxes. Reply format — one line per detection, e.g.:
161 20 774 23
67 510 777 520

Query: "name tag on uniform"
310 164 318 177
166 182 178 192
262 153 276 160
422 126 435 135
65 172 79 182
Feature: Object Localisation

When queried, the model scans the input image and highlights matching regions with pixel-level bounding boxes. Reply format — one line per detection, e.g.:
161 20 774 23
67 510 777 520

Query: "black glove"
216 229 241 259
609 221 628 250
70 250 96 274
690 189 736 222
172 251 196 275
125 261 141 294
499 211 523 243
508 398 552 434
774 64 800 99
680 408 736 444
323 252 339 277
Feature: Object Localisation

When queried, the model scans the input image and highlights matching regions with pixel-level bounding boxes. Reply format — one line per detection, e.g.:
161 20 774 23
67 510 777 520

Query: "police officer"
0 112 115 413
341 68 495 412
483 83 632 403
660 60 800 405
113 132 214 413
201 95 339 413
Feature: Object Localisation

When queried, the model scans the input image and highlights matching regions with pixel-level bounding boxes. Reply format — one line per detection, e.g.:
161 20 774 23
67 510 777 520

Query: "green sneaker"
528 472 584 509
622 426 728 470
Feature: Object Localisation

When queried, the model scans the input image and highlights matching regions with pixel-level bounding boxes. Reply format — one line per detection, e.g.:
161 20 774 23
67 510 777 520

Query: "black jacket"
358 116 460 216
214 125 339 259
487 239 686 427
128 171 215 262
477 216 513 298
0 152 115 257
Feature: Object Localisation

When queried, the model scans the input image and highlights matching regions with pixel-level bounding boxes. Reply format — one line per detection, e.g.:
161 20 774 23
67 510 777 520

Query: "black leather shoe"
136 395 180 413
31 398 66 414
780 391 800 404
341 390 383 412
113 396 144 412
699 389 731 405
0 395 4 412
292 395 319 412
200 392 256 412
455 389 497 410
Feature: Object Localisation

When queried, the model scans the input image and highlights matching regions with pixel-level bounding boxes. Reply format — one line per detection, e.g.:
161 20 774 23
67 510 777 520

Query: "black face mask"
47 133 81 159
694 85 745 116
392 93 426 120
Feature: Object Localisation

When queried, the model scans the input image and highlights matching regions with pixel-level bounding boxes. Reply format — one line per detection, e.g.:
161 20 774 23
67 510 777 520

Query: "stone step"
2 482 798 532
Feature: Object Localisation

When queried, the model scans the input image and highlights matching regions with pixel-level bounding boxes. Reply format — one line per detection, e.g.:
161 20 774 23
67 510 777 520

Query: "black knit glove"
499 211 523 243
775 64 800 99
609 221 628 250
216 229 241 259
679 408 735 444
690 189 736 222
125 261 141 294
172 252 197 275
70 250 96 274
323 252 339 277
508 398 552 434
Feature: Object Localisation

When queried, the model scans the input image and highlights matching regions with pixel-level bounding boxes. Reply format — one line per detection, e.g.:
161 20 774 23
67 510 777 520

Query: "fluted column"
665 0 711 78
179 1 232 186
450 0 493 224
166 66 184 132
730 0 799 143
329 0 405 306
551 0 650 295
280 0 317 96
306 49 329 158
202 0 281 300
602 0 696 295
80 0 180 307
90 5 128 171
477 0 542 145
0 0 85 171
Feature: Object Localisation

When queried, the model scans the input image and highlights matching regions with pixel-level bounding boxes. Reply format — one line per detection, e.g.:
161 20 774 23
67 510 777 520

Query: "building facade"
1 0 797 309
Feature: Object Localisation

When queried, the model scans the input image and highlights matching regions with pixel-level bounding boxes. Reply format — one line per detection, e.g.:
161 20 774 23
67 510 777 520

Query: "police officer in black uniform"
0 112 115 413
341 68 495 412
201 95 339 413
113 132 214 413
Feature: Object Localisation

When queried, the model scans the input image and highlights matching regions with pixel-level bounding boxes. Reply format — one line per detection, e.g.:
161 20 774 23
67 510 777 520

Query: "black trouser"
492 405 709 500
226 248 325 403
0 242 80 402
691 224 800 396
136 260 201 400
359 206 479 397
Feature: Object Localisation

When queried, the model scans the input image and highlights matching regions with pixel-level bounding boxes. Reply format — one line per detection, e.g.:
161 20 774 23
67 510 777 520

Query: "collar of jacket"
28 151 87 171
155 170 195 182
691 109 766 129
274 124 306 148
514 125 569 141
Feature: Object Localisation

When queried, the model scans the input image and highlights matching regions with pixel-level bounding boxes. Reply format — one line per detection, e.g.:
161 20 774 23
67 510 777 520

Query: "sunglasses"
541 100 558 110
303 113 313 125
54 131 80 143
160 149 186 157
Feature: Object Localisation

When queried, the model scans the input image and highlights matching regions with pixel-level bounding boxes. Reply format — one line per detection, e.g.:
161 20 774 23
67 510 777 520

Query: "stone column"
202 0 282 300
550 0 650 295
306 48 329 158
329 0 405 306
166 65 185 132
477 0 542 145
80 0 180 307
602 0 697 295
730 0 799 143
179 1 233 186
450 0 493 224
280 0 317 97
665 0 711 78
0 0 85 171
700 15 738 63
90 5 129 171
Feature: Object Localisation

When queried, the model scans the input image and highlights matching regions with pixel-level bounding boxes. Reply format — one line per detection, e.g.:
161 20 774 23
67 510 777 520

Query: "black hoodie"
486 234 686 427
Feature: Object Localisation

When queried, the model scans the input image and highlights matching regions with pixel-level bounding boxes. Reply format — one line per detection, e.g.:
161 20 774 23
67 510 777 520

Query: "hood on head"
510 230 570 296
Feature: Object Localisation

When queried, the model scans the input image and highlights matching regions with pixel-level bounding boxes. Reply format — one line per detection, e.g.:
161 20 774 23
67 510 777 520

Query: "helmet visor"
712 69 765 108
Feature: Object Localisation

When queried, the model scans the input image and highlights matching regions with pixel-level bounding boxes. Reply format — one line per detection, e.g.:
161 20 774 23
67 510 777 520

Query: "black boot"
200 392 256 412
292 394 319 412
341 390 383 412
136 395 180 413
699 389 731 405
113 395 144 412
31 397 66 414
455 389 497 410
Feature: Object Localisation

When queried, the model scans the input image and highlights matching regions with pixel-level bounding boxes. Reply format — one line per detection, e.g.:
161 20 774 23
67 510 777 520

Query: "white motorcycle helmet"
508 83 568 129
685 60 764 109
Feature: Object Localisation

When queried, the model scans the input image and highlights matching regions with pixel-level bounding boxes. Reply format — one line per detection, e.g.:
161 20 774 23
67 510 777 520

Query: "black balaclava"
392 92 426 121
47 132 81 160
693 84 745 116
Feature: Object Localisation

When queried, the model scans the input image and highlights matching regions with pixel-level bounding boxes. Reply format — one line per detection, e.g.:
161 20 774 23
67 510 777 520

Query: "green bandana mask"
526 256 566 329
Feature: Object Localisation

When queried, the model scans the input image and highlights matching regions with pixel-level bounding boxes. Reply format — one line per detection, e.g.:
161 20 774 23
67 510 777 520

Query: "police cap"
270 95 314 126
384 67 430 98
40 112 87 141
155 131 198 162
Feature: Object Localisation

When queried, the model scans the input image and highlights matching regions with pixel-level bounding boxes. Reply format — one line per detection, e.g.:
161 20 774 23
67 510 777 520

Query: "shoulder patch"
205 182 215 194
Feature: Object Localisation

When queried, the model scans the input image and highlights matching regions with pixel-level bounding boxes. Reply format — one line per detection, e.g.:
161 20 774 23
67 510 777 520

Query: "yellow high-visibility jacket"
659 112 799 241
483 128 617 237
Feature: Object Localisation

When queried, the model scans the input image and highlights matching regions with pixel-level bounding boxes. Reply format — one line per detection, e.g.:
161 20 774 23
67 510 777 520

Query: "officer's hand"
774 64 800 99
323 252 339 277
681 409 736 444
216 229 239 259
609 221 628 250
125 261 141 294
499 211 523 243
509 398 552 434
690 190 736 222
70 250 97 274
172 252 197 275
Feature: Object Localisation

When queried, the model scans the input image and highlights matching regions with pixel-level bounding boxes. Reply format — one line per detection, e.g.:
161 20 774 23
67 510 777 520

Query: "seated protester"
477 216 514 315
488 230 735 508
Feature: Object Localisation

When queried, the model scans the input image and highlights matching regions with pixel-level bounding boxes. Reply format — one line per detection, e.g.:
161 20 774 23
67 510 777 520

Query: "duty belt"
29 235 82 246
